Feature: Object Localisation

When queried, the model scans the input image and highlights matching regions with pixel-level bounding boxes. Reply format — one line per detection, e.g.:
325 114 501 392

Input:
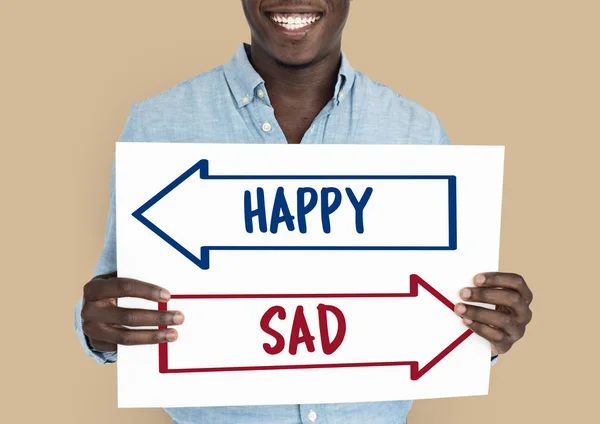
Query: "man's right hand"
81 271 184 352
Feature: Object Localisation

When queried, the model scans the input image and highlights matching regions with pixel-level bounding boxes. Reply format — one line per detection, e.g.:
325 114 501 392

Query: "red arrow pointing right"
392 274 474 380
158 274 473 380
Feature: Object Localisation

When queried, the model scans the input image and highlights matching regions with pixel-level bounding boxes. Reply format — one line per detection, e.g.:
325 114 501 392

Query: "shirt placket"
243 84 288 144
299 405 329 424
245 82 346 145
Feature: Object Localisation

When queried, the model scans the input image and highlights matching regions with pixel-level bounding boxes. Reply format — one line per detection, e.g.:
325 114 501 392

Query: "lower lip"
268 17 322 36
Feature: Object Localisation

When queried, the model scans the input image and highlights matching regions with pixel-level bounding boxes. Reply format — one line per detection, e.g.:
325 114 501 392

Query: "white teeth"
270 14 321 30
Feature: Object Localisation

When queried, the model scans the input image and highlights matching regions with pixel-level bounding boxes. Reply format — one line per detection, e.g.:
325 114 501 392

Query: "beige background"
2 0 598 422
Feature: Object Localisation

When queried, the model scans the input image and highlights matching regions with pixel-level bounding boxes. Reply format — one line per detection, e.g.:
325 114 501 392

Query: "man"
75 1 534 423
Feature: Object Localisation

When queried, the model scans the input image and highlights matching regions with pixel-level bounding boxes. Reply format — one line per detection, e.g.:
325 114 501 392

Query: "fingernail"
160 290 171 301
463 318 473 325
460 288 472 299
455 303 467 315
173 312 185 325
166 330 178 342
474 274 486 285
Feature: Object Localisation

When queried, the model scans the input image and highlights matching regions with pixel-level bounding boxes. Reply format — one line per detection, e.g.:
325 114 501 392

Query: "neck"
248 43 341 106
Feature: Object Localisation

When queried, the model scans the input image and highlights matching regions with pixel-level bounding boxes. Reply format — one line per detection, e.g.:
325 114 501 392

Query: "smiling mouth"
267 12 323 31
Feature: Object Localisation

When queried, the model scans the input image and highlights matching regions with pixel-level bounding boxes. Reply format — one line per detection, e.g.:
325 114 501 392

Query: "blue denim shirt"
75 43 475 424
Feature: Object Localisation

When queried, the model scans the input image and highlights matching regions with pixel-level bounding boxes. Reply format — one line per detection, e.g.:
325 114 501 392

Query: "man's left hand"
454 272 533 356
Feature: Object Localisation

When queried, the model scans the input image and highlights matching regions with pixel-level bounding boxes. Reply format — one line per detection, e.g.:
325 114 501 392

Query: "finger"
89 338 117 352
474 272 533 305
82 321 178 345
84 277 171 302
460 287 529 317
455 303 524 341
83 306 185 327
463 320 512 354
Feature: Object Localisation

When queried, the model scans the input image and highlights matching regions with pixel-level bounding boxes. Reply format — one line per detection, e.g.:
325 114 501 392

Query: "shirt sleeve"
74 103 140 364
431 112 452 145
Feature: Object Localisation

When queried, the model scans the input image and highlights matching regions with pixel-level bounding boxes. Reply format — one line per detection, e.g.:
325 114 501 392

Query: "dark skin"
82 272 181 351
82 0 533 359
241 0 350 143
456 272 533 356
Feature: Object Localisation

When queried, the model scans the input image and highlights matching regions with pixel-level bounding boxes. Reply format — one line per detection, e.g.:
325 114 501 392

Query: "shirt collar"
223 43 357 108
334 50 356 106
223 43 265 108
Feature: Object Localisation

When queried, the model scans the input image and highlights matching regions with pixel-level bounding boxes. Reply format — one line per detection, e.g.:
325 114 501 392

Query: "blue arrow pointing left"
132 159 457 270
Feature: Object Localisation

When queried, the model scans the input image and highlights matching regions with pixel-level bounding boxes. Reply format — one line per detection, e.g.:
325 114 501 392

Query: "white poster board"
115 142 504 408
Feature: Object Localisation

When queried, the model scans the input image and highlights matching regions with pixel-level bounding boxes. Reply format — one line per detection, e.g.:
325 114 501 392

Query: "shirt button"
262 122 272 132
339 92 344 99
257 89 265 99
307 410 317 422
242 96 250 104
